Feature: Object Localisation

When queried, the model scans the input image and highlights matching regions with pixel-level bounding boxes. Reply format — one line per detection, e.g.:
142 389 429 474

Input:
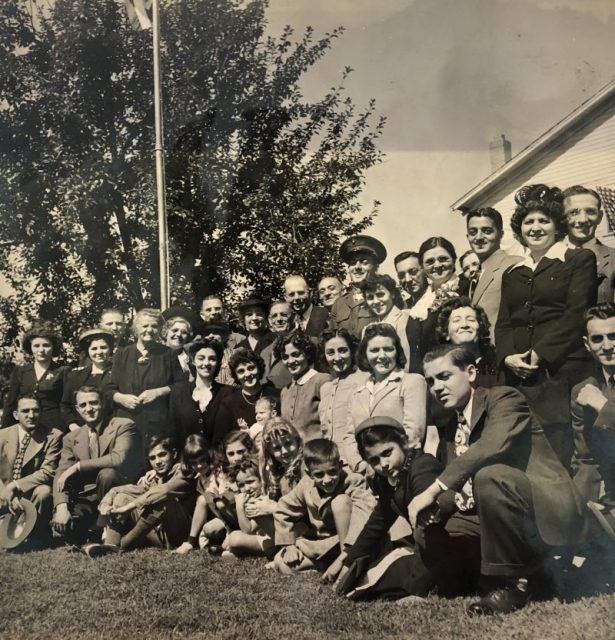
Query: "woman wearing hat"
2 321 66 430
235 298 276 355
329 235 387 339
61 328 115 432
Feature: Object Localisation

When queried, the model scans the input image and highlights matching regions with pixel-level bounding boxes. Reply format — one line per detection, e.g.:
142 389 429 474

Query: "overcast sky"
266 0 615 275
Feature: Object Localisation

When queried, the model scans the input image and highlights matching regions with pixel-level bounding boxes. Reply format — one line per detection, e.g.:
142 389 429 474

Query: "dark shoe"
467 586 529 615
587 501 615 544
83 543 121 558
207 544 223 556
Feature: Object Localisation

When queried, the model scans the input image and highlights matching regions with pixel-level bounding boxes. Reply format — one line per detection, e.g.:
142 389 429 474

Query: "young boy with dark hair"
273 439 375 574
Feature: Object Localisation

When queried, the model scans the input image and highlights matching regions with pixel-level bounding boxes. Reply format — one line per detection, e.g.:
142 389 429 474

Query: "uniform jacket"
471 248 522 341
0 423 63 495
53 417 142 506
344 453 443 564
2 362 66 430
344 370 427 471
274 468 376 548
570 371 615 503
330 290 375 339
495 247 597 374
436 386 589 546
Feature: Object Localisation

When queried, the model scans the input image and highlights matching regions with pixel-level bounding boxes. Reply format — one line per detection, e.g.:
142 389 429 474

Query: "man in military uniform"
329 235 386 339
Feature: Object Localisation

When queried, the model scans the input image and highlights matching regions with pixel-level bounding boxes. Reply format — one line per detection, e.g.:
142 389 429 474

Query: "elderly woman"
107 308 184 446
61 328 115 432
496 184 598 464
161 315 193 378
359 274 416 373
2 321 66 430
434 297 497 387
318 328 365 462
275 331 331 443
344 323 427 473
216 348 279 440
169 339 234 446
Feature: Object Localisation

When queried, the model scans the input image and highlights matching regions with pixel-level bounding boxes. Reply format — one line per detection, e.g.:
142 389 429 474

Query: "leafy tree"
0 0 384 357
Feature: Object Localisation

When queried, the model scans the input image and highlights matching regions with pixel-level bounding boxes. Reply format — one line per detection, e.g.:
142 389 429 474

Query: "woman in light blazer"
344 323 427 473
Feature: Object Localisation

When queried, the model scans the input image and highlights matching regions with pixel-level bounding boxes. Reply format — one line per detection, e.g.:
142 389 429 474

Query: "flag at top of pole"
124 0 153 30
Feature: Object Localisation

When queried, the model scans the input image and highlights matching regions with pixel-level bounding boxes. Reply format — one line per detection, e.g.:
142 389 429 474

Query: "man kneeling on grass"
272 439 375 575
409 344 590 614
51 385 142 544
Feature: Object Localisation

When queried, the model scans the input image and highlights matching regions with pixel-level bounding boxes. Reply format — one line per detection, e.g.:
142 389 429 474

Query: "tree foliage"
0 0 384 352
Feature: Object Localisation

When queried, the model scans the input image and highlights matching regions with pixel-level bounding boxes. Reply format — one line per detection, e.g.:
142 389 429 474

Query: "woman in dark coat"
107 308 184 446
61 328 115 432
169 338 234 447
495 184 598 465
2 322 66 431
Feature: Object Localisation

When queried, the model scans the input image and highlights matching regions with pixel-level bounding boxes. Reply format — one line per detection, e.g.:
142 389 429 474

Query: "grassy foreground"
1 548 615 640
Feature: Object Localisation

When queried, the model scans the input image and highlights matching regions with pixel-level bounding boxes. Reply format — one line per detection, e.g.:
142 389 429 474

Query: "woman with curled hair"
344 323 427 473
274 331 331 443
318 328 366 460
2 321 66 430
359 274 417 372
169 339 234 446
434 297 497 386
496 184 598 465
215 348 279 439
107 308 184 447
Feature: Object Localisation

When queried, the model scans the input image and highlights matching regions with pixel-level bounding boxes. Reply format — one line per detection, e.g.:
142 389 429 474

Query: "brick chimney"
489 134 512 172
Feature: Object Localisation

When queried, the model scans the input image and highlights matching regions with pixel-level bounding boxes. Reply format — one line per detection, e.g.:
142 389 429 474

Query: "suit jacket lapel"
372 375 402 408
98 421 115 455
469 387 488 434
5 426 20 470
21 425 46 467
75 428 92 460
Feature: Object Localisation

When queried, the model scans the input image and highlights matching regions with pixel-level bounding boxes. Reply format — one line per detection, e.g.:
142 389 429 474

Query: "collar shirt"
512 240 568 272
292 367 319 387
17 425 31 448
192 377 213 412
565 236 599 251
364 368 404 411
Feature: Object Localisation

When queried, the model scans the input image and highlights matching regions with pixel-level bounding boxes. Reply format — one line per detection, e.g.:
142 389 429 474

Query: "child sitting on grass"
272 439 375 575
88 436 197 555
175 431 254 554
221 456 275 559
322 416 443 600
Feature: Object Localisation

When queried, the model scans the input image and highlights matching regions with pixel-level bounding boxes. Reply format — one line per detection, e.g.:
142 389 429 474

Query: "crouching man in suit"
409 345 588 615
0 395 62 542
51 385 142 543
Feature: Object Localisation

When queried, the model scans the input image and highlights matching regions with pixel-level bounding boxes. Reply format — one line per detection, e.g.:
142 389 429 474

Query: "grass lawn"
1 548 615 640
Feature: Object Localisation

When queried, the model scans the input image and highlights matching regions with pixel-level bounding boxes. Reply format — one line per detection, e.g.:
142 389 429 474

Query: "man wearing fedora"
51 385 142 543
0 394 63 545
329 235 386 339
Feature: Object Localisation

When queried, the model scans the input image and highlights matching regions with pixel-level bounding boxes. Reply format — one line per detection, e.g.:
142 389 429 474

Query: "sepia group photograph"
1 0 615 638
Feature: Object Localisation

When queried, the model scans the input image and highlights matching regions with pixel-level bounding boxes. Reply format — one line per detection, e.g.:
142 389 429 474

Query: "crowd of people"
2 182 615 615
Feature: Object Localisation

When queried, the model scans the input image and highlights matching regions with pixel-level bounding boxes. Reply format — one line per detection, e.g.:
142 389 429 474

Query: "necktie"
12 432 32 480
454 411 475 511
89 428 99 459
609 376 615 390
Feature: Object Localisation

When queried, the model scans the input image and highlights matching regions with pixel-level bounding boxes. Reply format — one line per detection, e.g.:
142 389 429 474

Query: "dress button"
524 301 530 309
198 419 203 424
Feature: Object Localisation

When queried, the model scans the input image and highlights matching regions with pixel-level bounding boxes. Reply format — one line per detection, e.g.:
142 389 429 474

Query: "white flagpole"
152 0 170 310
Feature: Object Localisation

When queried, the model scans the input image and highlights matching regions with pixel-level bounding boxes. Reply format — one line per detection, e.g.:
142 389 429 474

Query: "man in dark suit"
466 207 521 341
394 251 427 312
563 185 615 305
0 395 62 528
51 385 142 543
283 275 329 338
571 304 615 508
410 345 588 614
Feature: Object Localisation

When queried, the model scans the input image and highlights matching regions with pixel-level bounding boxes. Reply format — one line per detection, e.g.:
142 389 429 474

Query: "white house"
451 79 615 250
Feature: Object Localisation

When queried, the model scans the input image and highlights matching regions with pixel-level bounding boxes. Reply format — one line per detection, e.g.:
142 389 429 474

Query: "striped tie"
12 433 32 481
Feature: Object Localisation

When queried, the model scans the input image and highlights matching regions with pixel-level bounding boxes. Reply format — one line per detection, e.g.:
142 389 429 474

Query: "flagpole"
152 0 170 310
